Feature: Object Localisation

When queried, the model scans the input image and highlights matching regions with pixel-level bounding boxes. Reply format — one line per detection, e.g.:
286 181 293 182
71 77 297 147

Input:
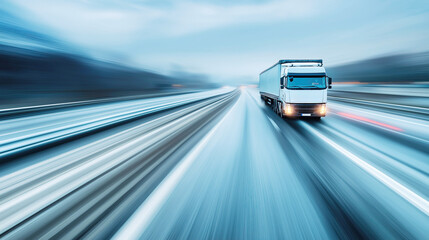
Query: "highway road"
0 86 428 239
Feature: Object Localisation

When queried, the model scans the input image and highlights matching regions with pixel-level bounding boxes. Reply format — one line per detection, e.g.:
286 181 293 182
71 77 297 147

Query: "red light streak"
338 112 403 131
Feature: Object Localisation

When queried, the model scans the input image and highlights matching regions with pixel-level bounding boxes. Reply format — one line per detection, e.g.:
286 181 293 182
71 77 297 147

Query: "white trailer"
259 59 332 118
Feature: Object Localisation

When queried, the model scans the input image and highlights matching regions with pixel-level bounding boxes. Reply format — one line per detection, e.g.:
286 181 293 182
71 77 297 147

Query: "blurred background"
1 0 429 107
1 1 429 239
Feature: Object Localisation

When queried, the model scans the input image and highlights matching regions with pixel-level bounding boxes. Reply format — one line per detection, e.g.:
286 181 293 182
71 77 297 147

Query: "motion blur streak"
114 95 237 239
301 122 429 216
0 84 428 239
336 112 403 131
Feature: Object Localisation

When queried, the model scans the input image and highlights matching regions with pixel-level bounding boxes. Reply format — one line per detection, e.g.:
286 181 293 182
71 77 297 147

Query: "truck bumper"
283 103 326 117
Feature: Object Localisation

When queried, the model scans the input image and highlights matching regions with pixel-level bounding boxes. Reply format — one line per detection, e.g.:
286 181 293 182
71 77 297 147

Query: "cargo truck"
259 59 332 118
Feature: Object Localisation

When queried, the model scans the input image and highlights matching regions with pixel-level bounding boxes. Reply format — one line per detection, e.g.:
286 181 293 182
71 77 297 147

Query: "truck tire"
278 102 284 118
274 101 279 114
275 101 279 115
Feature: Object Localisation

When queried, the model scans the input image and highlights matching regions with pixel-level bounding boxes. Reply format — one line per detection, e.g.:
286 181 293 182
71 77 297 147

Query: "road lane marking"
267 117 281 133
302 123 429 216
113 92 241 240
318 124 429 192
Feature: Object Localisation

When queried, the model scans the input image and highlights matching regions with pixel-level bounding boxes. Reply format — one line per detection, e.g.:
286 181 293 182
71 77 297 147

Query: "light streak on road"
0 85 428 239
114 92 240 239
301 122 429 216
337 112 403 131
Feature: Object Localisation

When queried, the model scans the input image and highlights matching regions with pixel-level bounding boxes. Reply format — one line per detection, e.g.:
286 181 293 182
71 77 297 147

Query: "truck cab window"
287 76 326 89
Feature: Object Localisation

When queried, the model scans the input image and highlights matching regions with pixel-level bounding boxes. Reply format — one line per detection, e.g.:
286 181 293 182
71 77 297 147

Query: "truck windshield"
287 76 326 89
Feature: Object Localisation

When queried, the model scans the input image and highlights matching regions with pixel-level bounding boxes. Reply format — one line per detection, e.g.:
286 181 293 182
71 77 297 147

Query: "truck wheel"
278 102 284 118
275 102 280 116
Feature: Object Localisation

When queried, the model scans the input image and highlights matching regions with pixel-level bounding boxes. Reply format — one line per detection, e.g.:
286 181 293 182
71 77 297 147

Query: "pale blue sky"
5 0 429 83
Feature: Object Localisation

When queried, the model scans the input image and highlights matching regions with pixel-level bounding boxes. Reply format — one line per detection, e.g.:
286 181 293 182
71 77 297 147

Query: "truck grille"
293 103 321 113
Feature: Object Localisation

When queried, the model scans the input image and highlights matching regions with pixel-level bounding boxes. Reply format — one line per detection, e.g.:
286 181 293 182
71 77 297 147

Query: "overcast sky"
6 0 429 83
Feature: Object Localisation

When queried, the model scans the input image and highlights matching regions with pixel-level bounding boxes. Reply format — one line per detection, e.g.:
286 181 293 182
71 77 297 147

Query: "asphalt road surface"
0 86 428 239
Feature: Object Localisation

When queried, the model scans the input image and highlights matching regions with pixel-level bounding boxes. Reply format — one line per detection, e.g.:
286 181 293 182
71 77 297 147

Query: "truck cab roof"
284 66 326 76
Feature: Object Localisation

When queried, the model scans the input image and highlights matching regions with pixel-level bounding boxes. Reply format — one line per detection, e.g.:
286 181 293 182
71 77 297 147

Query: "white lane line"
301 122 429 216
267 117 281 133
318 124 429 190
113 93 240 240
245 89 281 133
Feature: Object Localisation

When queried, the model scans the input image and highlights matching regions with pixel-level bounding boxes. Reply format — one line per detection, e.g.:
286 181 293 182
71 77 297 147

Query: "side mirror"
327 77 332 89
280 77 285 89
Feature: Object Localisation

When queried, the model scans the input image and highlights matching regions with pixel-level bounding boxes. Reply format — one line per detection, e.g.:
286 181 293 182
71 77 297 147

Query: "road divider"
329 96 429 116
0 89 238 239
0 88 234 160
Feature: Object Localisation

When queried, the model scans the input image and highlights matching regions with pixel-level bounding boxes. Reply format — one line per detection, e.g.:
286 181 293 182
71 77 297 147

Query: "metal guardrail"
328 96 429 116
0 91 199 118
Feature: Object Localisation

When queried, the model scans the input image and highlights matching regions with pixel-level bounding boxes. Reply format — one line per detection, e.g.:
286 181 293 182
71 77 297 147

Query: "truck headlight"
284 103 294 115
319 104 327 115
